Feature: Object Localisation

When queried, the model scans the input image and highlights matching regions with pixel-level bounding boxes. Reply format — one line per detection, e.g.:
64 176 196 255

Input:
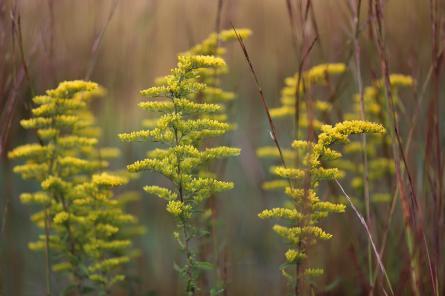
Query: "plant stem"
405 228 421 296
44 208 52 296
48 114 83 294
349 0 373 290
172 101 195 295
295 241 303 296
336 180 394 295
371 1 421 294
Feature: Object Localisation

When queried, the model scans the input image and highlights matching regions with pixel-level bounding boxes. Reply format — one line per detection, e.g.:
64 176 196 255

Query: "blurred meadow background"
0 0 444 295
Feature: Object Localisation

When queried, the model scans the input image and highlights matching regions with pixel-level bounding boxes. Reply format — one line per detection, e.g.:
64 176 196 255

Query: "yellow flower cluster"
258 120 385 283
9 81 139 293
166 200 191 217
258 208 303 220
375 73 414 88
285 249 306 263
304 268 324 277
306 63 346 84
120 39 244 292
92 172 128 187
143 185 177 200
185 28 252 58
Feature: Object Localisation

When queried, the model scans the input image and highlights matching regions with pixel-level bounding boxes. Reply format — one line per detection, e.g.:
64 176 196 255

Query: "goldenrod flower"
258 120 385 285
9 81 139 293
120 42 243 293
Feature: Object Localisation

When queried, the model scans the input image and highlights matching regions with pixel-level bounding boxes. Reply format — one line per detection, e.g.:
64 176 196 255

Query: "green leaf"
194 260 215 271
210 287 225 296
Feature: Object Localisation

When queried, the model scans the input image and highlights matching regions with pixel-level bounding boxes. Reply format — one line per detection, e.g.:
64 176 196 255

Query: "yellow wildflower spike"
9 81 139 293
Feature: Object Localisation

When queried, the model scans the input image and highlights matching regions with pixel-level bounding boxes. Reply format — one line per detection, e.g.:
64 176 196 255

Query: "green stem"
172 100 196 295
295 241 303 296
406 228 420 296
44 208 52 296
48 113 83 294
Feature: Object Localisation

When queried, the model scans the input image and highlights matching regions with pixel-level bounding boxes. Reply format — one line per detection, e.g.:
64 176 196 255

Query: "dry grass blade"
85 0 119 80
0 3 40 157
215 0 224 35
371 2 435 295
285 0 299 53
373 0 417 226
231 25 289 175
294 35 318 141
426 1 443 293
335 179 394 296
16 15 35 97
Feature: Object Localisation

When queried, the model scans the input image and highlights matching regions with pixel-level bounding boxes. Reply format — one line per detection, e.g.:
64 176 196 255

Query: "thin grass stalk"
428 0 442 291
16 15 35 98
85 0 119 80
371 1 422 294
0 10 35 157
405 63 435 157
348 244 370 290
308 3 324 59
349 0 373 290
403 54 441 296
372 189 397 286
294 35 318 141
45 0 57 84
285 0 299 53
396 59 439 295
335 180 394 295
215 0 224 37
294 0 317 146
47 0 55 62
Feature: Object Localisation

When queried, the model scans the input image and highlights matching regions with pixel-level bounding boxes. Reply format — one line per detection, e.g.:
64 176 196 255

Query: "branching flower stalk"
257 63 346 294
119 55 240 295
9 81 139 295
181 28 251 292
258 120 385 294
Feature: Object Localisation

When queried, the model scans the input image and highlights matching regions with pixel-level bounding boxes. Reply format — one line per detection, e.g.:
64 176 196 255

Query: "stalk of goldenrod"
181 28 251 291
9 81 139 294
259 120 385 294
120 55 240 295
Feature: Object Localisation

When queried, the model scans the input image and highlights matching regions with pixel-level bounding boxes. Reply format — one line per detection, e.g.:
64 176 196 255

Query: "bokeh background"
0 0 441 295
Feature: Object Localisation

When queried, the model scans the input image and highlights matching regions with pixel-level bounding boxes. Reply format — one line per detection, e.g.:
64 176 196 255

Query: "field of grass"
0 0 444 295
